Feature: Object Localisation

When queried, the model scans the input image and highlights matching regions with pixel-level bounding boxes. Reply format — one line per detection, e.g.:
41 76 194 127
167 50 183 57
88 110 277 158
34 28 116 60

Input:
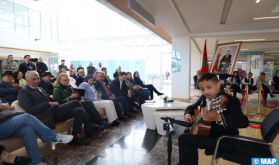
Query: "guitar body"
190 107 211 137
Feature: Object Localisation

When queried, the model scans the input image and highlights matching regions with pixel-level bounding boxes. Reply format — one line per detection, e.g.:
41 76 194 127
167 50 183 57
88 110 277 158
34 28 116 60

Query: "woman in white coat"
79 75 120 126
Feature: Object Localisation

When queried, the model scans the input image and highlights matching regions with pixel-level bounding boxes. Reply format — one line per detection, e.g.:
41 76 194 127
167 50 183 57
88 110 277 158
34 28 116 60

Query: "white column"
171 36 191 100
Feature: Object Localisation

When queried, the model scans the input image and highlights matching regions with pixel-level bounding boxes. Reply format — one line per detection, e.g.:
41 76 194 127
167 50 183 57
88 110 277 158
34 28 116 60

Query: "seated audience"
93 71 97 79
18 71 99 145
76 69 85 86
87 62 96 75
69 64 77 77
18 55 36 79
193 70 200 89
39 72 54 95
0 71 21 104
77 64 84 72
272 70 279 90
125 72 154 107
70 70 77 79
50 70 63 84
256 71 275 99
228 71 241 97
0 104 73 165
52 73 109 127
113 68 121 78
102 67 112 85
36 57 48 79
0 144 31 165
94 72 135 119
1 55 18 72
13 71 26 87
133 71 164 99
79 75 120 126
58 59 69 71
179 73 249 165
109 72 139 113
242 72 257 94
127 72 150 99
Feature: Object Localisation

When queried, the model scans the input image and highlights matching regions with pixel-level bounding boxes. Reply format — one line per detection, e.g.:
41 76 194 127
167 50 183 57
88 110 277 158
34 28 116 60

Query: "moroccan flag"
213 49 221 72
200 40 208 75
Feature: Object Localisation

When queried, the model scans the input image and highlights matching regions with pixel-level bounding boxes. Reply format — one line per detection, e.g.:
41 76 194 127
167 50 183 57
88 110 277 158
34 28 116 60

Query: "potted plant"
162 95 169 103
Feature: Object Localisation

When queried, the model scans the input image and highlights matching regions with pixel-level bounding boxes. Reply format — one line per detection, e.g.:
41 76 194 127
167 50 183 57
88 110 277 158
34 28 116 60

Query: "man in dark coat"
38 72 54 95
0 71 21 104
18 55 36 79
36 57 48 79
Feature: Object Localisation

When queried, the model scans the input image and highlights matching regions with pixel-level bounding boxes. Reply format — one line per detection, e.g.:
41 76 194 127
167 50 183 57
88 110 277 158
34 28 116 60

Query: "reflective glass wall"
56 0 172 83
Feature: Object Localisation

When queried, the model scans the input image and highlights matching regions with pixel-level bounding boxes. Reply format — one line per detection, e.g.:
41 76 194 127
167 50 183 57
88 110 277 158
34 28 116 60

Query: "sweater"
1 59 18 72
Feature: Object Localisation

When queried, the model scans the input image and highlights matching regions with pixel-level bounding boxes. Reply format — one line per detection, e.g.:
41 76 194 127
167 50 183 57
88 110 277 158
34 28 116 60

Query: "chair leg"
47 142 51 154
215 159 218 165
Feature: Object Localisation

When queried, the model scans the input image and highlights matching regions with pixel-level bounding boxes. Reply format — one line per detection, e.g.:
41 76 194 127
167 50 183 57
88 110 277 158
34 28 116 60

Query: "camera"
73 88 85 96
30 58 38 62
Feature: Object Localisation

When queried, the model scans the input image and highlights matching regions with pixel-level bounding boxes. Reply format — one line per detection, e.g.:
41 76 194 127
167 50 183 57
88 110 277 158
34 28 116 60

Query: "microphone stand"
162 117 175 165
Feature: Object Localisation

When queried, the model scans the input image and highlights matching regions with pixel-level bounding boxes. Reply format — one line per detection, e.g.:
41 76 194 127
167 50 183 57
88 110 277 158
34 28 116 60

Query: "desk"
141 100 190 133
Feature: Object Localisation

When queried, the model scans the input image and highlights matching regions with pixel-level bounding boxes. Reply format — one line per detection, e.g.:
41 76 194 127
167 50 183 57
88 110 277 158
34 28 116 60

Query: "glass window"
14 0 27 7
15 4 28 16
41 13 50 22
52 32 57 40
15 14 28 26
0 9 14 22
16 24 28 35
52 23 57 32
42 30 51 39
0 0 14 11
29 9 40 19
30 27 40 37
41 20 51 31
29 17 40 29
0 20 15 32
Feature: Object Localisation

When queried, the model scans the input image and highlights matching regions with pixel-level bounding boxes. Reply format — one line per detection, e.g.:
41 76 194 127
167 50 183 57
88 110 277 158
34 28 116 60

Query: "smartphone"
98 88 102 93
15 79 19 83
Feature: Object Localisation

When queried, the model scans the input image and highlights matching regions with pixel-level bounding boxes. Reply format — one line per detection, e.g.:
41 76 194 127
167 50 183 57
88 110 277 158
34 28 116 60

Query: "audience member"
113 68 121 78
93 71 97 79
79 75 120 126
166 70 170 80
242 72 257 94
18 71 97 145
70 70 77 79
0 144 31 165
52 73 109 127
95 62 103 72
36 57 48 79
272 70 279 90
69 64 77 77
94 72 135 120
76 69 85 86
127 72 150 98
77 64 84 72
109 72 139 113
61 68 67 73
102 67 112 85
133 71 163 99
18 55 36 79
0 105 73 165
87 62 96 75
1 55 18 72
193 70 201 89
59 59 69 71
39 72 54 95
255 71 275 99
0 71 21 104
13 71 26 87
50 70 63 84
228 71 241 97
125 72 154 107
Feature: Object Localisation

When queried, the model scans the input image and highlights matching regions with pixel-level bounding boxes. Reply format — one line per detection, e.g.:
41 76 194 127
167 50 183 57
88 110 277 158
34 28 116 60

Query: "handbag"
0 109 25 124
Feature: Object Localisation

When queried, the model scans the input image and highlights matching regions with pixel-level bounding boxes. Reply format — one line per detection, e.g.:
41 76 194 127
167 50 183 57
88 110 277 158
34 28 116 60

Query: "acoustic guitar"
190 95 228 137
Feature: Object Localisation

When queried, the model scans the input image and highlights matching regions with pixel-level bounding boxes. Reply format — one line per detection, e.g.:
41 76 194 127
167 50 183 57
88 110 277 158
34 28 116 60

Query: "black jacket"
87 66 96 75
193 75 199 89
184 91 249 137
113 72 119 79
231 76 241 85
18 62 36 79
109 77 129 97
36 62 48 78
219 54 232 69
76 76 84 87
134 77 144 86
77 67 84 72
38 80 53 95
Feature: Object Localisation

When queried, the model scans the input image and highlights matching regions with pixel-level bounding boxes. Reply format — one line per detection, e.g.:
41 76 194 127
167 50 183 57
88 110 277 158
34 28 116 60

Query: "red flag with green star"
200 40 208 75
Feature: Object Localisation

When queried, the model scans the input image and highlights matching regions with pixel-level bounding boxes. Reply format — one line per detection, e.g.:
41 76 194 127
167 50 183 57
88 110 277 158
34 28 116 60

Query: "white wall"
190 40 201 85
172 36 191 100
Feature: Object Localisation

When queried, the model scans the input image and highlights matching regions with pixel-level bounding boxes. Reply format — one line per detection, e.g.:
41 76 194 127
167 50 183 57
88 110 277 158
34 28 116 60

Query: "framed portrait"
210 41 243 75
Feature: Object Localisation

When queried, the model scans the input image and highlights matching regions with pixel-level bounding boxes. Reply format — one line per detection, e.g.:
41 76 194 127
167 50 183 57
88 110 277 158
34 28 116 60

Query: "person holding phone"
2 55 18 73
79 75 120 126
13 71 26 87
18 55 36 79
255 71 275 99
52 73 110 128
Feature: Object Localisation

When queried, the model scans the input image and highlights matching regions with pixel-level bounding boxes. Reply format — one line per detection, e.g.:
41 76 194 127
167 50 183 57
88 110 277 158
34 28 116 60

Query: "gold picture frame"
210 41 243 75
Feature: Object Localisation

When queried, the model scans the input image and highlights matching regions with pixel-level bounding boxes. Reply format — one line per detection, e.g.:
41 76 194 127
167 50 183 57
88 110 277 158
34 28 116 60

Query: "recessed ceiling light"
270 54 279 55
241 49 249 50
235 39 265 41
256 0 260 3
254 16 279 20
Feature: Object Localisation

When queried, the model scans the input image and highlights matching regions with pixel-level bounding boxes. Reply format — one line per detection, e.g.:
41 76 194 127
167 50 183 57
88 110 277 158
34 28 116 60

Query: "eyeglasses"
5 75 14 79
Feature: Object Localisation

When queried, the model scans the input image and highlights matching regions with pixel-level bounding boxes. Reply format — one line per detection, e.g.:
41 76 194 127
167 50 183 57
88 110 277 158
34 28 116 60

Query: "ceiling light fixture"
235 39 265 41
256 0 260 3
254 16 279 20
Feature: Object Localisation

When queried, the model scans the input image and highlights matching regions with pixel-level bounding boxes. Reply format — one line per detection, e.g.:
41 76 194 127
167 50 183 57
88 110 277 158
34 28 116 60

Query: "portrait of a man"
218 50 232 73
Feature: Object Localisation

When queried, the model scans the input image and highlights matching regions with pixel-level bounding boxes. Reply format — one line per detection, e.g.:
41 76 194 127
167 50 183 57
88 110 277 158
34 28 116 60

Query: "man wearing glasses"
0 71 22 104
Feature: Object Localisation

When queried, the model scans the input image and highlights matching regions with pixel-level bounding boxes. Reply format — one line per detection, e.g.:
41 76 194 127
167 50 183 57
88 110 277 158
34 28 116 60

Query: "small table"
141 100 190 133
